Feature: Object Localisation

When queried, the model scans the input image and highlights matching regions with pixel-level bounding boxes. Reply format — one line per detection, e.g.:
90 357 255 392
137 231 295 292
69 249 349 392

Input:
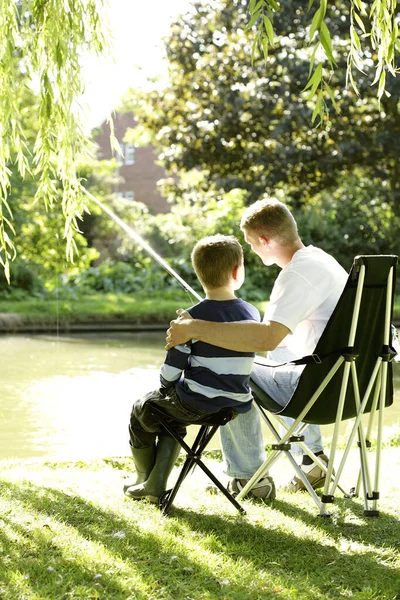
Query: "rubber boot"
125 436 181 503
123 444 156 492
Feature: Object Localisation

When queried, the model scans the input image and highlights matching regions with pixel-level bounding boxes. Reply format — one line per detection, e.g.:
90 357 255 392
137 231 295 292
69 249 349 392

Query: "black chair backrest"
273 255 398 424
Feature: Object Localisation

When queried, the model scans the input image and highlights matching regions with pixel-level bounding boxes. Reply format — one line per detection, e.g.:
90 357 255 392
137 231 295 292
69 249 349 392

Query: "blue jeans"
219 363 324 478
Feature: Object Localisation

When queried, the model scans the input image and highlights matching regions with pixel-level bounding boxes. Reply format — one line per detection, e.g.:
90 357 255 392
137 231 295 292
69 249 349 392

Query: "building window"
125 143 135 165
125 191 135 201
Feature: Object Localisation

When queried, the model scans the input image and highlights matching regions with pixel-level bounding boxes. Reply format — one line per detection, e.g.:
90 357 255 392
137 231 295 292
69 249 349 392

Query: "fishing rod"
82 188 202 302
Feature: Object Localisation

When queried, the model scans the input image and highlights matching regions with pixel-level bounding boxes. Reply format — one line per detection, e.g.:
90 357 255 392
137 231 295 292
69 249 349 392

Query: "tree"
0 0 107 279
4 88 107 291
126 0 400 213
0 0 399 281
296 171 400 270
250 0 399 123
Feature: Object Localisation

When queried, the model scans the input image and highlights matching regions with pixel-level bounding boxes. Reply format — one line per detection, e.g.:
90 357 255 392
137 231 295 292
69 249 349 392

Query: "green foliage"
119 0 399 301
126 0 400 213
61 185 269 301
63 259 186 296
10 195 98 288
0 88 130 292
80 195 157 264
0 0 399 286
0 261 44 296
0 0 108 278
6 141 102 289
249 0 399 124
295 173 400 271
152 180 276 300
76 180 275 303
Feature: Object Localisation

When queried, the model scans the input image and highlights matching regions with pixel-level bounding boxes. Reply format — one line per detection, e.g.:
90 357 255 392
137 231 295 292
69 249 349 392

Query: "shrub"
0 262 44 297
62 259 190 296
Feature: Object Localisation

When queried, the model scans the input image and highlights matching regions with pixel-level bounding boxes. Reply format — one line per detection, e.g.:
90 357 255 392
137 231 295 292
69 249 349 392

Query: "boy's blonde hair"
240 198 298 246
191 235 243 290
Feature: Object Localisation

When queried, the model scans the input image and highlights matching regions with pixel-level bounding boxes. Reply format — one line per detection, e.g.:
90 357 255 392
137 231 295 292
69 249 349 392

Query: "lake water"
1 332 399 460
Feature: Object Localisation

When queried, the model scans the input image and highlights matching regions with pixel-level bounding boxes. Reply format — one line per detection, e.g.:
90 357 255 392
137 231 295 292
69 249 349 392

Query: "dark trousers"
129 387 214 449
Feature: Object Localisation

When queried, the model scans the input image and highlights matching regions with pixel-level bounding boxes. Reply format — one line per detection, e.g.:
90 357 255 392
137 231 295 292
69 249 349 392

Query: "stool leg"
159 425 246 516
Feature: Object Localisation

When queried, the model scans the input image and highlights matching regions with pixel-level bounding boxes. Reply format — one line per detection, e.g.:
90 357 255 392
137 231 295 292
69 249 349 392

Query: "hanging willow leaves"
248 0 399 124
0 0 108 280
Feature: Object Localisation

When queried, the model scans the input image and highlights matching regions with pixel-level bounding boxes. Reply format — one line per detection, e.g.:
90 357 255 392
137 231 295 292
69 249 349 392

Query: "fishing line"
82 188 203 303
55 201 62 343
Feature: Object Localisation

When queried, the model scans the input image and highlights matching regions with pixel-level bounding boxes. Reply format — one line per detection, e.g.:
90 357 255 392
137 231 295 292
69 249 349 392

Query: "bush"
0 262 44 297
62 259 191 296
295 176 400 273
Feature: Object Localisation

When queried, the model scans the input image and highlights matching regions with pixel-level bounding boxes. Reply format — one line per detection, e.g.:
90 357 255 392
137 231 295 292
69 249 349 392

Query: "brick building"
95 112 169 213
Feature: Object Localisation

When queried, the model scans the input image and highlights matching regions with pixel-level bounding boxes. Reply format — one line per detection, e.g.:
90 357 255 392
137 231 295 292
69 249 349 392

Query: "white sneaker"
228 476 276 500
286 454 330 492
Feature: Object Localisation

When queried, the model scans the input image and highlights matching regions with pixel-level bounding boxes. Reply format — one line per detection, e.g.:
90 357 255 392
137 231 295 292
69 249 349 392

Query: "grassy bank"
0 450 399 600
0 293 399 331
0 292 195 331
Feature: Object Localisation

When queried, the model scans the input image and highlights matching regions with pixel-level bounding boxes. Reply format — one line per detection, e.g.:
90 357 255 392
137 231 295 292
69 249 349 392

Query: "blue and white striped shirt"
160 298 260 413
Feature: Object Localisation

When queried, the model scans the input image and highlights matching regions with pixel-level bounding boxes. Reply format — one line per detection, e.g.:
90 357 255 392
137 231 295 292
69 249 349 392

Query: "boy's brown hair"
191 234 243 290
240 198 298 246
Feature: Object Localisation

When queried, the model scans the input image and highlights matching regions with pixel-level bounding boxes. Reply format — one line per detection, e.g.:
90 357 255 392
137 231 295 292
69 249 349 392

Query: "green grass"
0 293 398 329
0 450 399 600
0 292 193 326
0 293 266 328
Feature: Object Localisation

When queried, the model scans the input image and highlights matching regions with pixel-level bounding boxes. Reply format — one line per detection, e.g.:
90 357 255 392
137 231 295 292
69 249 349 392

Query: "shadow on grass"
267 494 400 548
0 476 399 600
172 503 400 598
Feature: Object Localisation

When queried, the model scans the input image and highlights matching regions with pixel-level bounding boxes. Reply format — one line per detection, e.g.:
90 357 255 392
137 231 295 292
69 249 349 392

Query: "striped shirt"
160 298 260 413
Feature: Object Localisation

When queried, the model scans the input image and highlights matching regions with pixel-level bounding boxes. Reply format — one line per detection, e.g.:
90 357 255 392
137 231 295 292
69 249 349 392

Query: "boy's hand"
165 309 193 349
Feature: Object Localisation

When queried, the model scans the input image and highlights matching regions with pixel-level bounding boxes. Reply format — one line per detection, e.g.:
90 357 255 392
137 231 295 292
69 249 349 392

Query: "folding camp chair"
149 405 246 515
236 255 398 517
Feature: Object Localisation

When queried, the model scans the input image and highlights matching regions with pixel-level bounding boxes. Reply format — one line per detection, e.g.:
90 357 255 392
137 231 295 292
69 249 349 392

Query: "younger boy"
124 234 264 503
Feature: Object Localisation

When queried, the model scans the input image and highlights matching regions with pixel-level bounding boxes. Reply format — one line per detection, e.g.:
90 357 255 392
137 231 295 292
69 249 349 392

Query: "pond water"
1 332 399 460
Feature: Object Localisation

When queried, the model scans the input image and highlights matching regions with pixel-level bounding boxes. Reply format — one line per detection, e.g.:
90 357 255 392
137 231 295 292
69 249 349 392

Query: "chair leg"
158 423 246 516
246 406 332 512
365 361 389 518
342 360 382 516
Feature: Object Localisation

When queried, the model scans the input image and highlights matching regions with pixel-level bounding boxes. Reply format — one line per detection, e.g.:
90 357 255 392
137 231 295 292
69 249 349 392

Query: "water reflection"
0 333 164 460
0 332 399 460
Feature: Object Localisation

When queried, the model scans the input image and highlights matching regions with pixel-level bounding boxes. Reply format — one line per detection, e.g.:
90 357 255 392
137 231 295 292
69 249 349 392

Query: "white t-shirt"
264 245 348 364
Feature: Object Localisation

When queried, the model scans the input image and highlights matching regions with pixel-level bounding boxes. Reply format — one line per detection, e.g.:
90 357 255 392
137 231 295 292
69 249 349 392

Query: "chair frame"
149 405 246 515
235 255 397 517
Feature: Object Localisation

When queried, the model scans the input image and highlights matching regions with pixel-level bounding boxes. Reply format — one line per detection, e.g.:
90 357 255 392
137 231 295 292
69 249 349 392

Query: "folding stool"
149 405 246 515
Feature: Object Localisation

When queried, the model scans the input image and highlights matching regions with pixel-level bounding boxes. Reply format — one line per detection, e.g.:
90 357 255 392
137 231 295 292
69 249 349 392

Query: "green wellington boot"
123 444 156 492
125 436 181 503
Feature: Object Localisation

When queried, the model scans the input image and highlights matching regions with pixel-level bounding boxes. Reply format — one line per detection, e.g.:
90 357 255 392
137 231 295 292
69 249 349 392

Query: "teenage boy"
165 198 348 496
124 234 274 503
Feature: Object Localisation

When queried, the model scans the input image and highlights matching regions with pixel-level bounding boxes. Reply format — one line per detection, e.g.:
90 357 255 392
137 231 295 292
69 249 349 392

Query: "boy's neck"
205 285 237 301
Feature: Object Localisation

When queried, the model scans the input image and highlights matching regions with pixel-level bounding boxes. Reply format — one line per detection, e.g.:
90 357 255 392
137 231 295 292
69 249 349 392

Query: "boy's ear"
232 265 240 280
259 234 269 246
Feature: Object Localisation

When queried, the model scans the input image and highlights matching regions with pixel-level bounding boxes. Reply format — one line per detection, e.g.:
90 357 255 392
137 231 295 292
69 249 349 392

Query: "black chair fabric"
252 255 397 425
